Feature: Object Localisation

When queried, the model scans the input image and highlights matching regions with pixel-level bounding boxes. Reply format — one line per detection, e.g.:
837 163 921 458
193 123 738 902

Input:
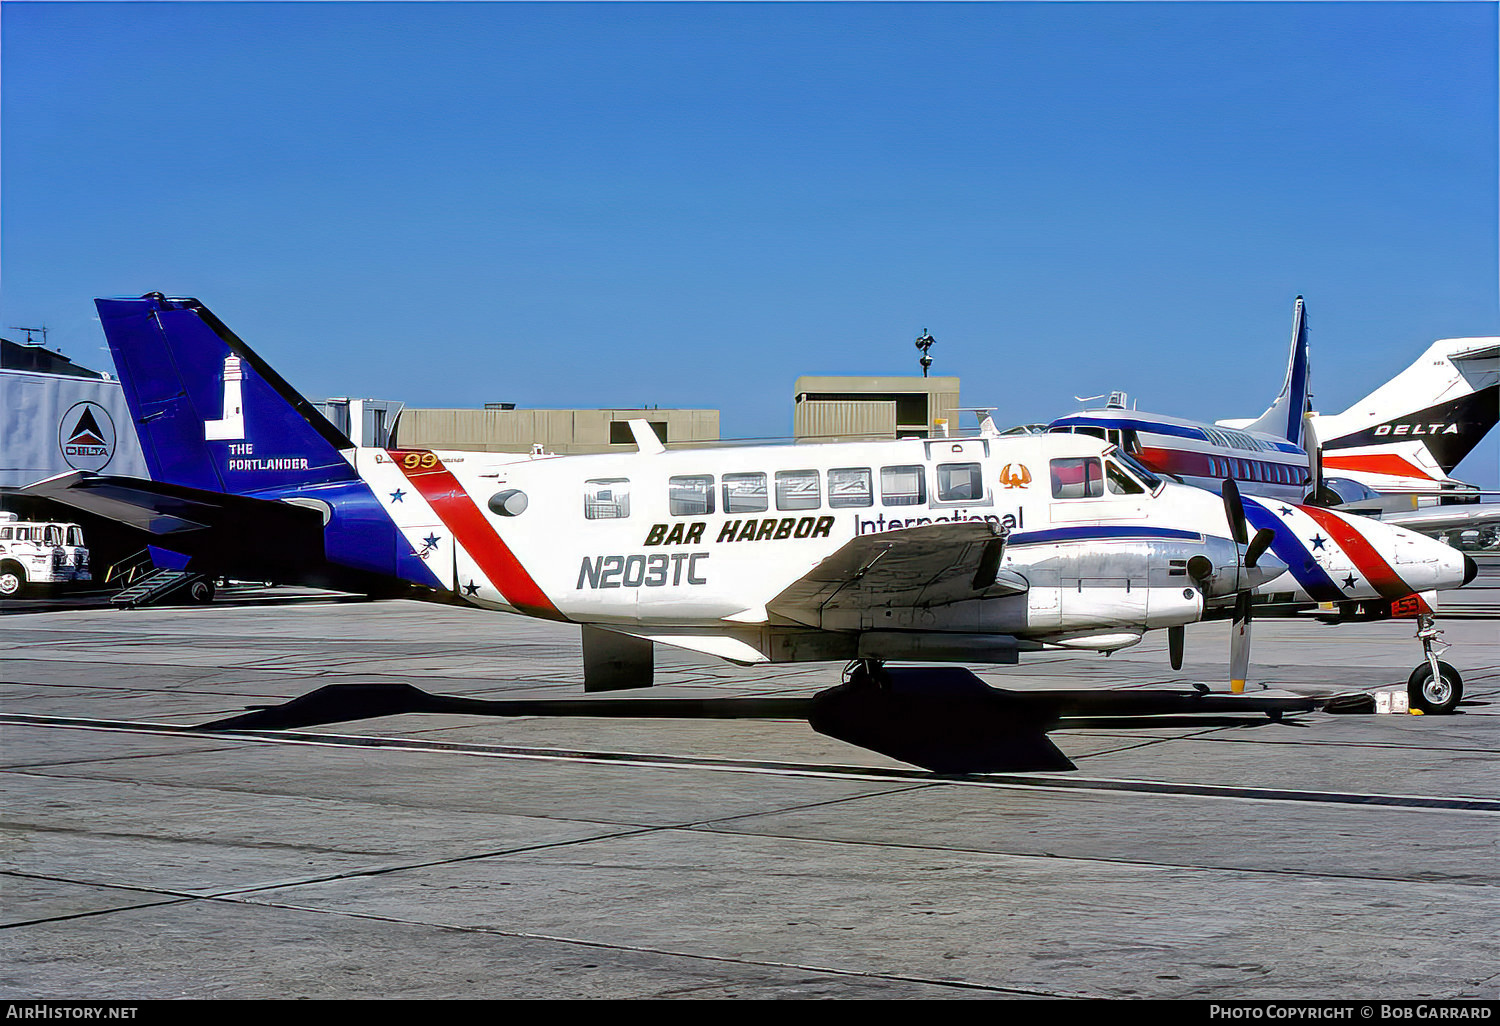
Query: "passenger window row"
1205 456 1304 485
584 463 984 519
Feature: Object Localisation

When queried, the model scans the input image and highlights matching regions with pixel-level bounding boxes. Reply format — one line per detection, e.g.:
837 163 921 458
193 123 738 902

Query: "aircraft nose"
1424 538 1475 591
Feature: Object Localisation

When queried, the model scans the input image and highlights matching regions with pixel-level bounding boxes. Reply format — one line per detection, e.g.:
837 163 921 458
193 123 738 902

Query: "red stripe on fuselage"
1136 446 1306 487
1321 453 1436 481
387 450 566 621
1298 505 1412 600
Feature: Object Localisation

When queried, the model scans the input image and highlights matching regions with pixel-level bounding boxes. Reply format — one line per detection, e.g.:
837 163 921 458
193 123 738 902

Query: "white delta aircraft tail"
1310 336 1499 493
22 295 1481 773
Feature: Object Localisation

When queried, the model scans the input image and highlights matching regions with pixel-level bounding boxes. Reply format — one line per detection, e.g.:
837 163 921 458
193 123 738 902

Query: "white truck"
0 511 91 597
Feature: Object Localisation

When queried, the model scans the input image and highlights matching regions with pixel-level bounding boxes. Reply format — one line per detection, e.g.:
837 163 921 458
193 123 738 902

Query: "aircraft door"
1024 568 1062 629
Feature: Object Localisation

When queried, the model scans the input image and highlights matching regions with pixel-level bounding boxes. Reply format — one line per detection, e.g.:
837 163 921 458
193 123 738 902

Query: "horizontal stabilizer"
22 471 325 571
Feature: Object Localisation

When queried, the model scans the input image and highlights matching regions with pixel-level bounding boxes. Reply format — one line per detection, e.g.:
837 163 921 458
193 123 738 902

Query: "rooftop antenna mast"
914 329 935 377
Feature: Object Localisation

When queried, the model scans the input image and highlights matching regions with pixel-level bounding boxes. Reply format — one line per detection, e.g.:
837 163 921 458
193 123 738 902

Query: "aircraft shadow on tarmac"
194 669 1319 775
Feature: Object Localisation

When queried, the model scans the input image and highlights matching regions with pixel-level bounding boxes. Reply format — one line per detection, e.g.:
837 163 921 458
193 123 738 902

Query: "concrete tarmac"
2 585 1497 1000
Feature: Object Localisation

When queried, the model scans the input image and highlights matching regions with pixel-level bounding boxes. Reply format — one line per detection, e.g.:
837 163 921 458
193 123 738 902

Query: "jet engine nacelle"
1309 477 1381 507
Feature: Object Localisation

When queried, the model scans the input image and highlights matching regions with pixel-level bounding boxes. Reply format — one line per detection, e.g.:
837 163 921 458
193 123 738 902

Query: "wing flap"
768 522 1026 626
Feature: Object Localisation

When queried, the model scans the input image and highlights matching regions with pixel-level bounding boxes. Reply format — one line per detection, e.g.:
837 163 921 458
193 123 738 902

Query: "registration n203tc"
578 553 708 589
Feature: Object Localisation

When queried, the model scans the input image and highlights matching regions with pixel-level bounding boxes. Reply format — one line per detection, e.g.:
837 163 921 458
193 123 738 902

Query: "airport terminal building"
0 337 147 489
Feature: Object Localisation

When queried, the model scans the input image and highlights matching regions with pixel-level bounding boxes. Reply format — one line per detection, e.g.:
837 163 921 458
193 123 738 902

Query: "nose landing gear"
1408 614 1462 715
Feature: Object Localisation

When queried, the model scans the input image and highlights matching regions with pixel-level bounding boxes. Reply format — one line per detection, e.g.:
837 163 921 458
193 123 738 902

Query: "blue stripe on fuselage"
1008 525 1205 546
1241 502 1343 601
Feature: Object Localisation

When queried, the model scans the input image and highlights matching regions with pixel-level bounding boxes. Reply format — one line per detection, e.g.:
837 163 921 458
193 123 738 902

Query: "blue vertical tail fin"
1235 296 1312 448
95 294 358 495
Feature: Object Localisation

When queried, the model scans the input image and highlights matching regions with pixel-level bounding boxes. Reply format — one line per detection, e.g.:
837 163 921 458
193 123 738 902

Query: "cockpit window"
1105 461 1144 495
1050 457 1103 499
1111 449 1163 492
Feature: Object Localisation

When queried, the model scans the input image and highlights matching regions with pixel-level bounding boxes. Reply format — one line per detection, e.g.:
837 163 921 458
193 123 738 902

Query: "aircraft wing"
1376 502 1500 537
768 521 1026 627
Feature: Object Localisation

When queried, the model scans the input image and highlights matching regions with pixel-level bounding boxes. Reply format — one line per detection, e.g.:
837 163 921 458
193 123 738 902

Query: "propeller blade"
1221 478 1248 545
1303 412 1327 505
1168 625 1184 671
1244 527 1276 569
1229 591 1253 693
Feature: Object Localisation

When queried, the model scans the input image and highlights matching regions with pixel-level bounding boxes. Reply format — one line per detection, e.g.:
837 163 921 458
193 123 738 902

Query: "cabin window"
722 472 768 513
880 465 926 506
1050 457 1104 499
44 527 63 546
936 462 983 502
669 475 715 516
1105 461 1144 495
775 470 821 510
0 528 10 541
827 467 873 508
68 527 84 546
584 478 631 519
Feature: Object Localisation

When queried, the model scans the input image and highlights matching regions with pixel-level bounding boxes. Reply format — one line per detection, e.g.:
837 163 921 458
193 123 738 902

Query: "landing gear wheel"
1408 661 1462 715
843 659 890 690
0 566 26 599
187 578 216 605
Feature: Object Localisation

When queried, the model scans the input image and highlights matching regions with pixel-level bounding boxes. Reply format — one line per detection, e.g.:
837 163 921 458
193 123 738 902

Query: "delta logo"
59 402 116 472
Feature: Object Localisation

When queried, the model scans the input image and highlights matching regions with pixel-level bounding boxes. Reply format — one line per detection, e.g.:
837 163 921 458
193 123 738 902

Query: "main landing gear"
843 658 891 690
1408 613 1463 715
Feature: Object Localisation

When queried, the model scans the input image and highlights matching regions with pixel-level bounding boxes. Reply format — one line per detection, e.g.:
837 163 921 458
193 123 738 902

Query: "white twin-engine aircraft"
25 295 1479 772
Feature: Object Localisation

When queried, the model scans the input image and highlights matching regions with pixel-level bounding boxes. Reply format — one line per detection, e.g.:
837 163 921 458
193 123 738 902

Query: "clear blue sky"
4 2 1496 483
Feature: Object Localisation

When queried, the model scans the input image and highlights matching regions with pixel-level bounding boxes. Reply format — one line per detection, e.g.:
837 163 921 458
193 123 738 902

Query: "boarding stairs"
110 568 211 608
